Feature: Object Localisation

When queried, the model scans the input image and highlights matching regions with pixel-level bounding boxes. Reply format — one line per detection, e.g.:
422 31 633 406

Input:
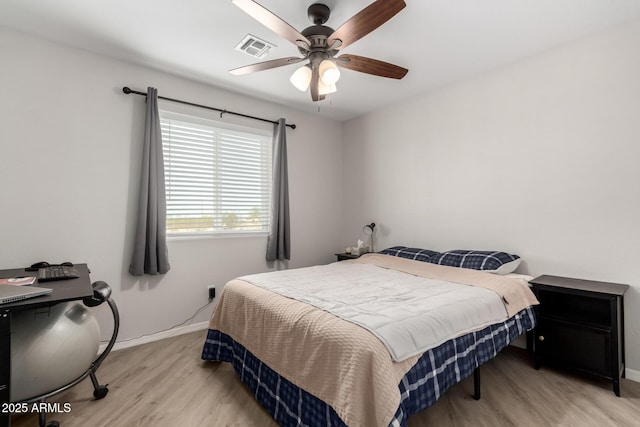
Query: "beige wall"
0 27 344 342
342 20 640 373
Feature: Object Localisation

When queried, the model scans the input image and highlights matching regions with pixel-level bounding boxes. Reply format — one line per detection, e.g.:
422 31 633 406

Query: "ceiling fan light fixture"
319 59 340 85
231 0 408 102
290 65 312 91
318 81 337 95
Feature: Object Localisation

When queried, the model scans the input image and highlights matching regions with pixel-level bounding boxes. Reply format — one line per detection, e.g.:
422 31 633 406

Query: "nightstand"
530 274 628 396
335 253 362 261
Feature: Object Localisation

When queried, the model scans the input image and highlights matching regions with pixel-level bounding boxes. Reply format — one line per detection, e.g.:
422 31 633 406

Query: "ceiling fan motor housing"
299 26 337 59
300 4 337 62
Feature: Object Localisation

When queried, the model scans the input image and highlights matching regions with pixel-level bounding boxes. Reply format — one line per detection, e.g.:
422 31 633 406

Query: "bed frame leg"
473 368 481 400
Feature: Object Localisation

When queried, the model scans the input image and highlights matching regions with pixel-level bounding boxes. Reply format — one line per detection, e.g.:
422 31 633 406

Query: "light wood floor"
11 330 640 427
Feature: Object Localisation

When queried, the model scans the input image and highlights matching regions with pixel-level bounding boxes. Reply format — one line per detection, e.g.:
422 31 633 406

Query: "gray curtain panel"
129 87 170 276
266 118 291 261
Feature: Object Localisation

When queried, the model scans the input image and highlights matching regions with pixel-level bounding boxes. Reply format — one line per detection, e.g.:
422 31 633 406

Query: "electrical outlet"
207 285 216 301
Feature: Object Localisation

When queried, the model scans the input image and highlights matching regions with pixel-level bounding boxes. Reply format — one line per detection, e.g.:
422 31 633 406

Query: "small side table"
335 253 362 262
1 264 94 427
530 274 628 396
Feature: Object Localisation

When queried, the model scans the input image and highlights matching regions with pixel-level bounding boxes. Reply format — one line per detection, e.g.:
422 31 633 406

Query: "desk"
0 264 93 427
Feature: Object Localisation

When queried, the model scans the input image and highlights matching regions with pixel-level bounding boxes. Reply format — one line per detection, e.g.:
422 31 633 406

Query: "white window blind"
160 111 272 235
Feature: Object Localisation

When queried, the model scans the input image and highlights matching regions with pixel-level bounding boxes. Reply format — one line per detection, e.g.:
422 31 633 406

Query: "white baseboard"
100 325 640 385
510 335 526 349
509 337 640 384
624 368 640 383
99 321 210 353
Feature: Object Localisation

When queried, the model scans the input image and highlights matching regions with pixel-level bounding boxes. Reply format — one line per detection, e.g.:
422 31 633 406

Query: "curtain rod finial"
122 87 132 94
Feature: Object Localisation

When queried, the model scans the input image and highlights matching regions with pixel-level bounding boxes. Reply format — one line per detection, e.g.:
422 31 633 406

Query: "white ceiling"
2 0 640 121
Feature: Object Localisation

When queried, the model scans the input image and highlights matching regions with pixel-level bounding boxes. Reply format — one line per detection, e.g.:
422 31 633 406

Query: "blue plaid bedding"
430 250 519 271
202 306 536 427
378 246 441 262
378 246 520 272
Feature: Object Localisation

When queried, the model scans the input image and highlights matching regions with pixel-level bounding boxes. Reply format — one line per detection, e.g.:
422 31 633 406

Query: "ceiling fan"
230 0 409 102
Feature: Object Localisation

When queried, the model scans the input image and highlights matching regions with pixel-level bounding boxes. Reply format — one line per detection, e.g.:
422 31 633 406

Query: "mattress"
201 255 538 426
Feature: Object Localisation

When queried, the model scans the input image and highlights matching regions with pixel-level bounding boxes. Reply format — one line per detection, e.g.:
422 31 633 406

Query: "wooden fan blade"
230 57 305 76
233 0 310 49
327 0 406 50
336 54 408 79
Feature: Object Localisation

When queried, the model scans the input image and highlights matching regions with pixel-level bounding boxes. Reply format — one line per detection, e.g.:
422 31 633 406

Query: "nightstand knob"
538 335 545 342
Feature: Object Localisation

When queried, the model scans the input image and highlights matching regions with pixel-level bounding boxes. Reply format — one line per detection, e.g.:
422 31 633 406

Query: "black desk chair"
23 281 119 427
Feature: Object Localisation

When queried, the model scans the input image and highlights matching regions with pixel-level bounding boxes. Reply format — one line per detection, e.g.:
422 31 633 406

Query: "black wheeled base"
23 282 119 427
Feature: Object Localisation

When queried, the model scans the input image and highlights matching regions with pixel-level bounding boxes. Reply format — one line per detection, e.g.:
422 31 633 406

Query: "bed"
201 247 539 427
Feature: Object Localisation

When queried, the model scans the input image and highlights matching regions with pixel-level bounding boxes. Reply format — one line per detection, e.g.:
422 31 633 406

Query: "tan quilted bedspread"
208 255 538 427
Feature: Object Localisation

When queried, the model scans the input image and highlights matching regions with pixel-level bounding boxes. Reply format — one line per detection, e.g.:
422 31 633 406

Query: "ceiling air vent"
235 34 275 59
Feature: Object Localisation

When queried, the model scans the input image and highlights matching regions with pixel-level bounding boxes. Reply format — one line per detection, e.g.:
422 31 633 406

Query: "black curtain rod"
122 87 296 129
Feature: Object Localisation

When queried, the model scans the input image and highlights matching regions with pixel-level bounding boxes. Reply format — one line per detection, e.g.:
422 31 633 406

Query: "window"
160 111 272 236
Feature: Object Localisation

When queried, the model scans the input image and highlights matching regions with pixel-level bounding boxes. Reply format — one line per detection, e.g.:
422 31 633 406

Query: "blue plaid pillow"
378 246 440 262
430 250 520 274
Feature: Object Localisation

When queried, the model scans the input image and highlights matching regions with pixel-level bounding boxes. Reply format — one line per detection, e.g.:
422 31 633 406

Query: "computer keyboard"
38 265 79 282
